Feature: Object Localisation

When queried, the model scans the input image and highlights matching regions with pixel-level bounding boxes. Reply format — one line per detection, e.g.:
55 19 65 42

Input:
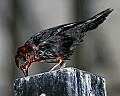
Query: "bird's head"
15 43 32 77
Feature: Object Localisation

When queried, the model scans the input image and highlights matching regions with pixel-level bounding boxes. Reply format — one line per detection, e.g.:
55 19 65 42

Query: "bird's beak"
20 63 31 77
22 69 28 77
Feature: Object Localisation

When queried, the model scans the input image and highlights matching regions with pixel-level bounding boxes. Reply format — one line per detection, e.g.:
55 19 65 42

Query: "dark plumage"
15 8 113 77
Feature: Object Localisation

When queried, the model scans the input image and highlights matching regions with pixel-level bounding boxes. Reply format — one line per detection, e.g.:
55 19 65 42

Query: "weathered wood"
14 67 106 96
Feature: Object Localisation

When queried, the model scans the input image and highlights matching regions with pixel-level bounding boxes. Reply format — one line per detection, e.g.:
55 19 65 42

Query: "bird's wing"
46 8 113 43
55 8 113 37
43 8 113 58
31 8 113 46
31 22 77 42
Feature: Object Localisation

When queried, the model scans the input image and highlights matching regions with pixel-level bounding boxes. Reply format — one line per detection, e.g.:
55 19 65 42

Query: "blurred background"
0 0 119 96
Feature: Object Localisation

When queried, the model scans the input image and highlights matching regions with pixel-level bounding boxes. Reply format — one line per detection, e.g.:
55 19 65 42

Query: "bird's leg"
49 60 67 71
49 63 60 71
49 56 63 71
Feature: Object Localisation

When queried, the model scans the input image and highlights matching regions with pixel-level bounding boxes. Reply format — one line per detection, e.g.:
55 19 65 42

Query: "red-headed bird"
15 8 113 77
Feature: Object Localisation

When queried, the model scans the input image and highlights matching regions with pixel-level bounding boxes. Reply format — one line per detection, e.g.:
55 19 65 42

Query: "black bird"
15 8 113 77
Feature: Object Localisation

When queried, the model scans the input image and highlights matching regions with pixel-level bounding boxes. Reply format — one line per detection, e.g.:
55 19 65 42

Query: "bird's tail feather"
86 8 113 31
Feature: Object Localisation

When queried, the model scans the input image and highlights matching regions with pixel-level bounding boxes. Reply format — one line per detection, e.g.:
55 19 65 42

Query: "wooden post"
14 67 106 96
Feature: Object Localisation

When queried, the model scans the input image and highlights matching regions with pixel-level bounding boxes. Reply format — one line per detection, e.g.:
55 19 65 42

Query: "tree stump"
14 67 106 96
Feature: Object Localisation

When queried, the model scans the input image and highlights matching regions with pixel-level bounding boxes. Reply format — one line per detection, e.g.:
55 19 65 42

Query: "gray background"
0 0 119 96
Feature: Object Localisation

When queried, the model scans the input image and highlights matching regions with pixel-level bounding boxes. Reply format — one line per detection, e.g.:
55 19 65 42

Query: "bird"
15 8 113 77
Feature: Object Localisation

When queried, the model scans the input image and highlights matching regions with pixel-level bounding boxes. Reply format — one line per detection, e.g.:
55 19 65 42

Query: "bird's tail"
86 8 113 31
